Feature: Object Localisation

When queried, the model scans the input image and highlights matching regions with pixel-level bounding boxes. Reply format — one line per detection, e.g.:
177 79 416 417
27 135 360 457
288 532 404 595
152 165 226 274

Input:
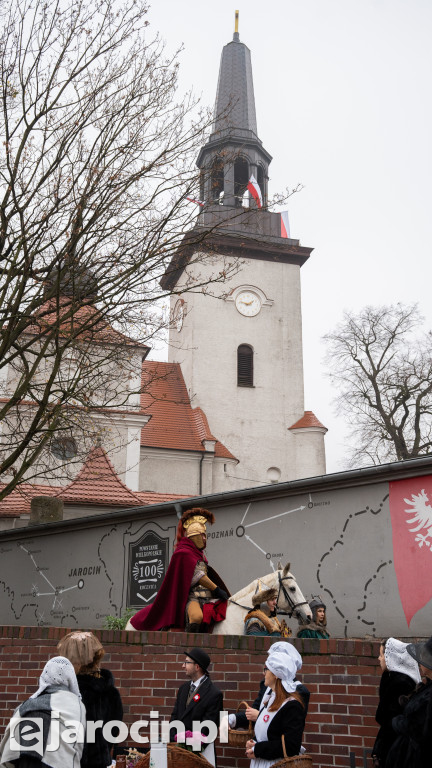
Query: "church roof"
61 445 143 505
0 445 185 517
140 361 237 461
289 411 327 431
26 298 150 352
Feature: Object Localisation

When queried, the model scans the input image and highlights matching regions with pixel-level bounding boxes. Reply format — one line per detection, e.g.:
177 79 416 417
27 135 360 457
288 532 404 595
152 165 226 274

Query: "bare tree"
0 0 243 500
324 303 432 466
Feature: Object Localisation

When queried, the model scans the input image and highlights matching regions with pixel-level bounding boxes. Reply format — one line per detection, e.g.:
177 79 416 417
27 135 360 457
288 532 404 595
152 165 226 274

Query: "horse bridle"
275 571 309 618
228 571 309 618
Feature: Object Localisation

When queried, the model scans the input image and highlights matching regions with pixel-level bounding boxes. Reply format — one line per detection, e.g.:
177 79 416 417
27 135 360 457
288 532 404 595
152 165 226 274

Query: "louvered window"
237 344 253 387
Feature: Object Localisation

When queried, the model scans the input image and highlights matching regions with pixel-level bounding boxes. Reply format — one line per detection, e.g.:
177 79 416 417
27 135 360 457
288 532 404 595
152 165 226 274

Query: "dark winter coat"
253 698 306 760
371 670 417 766
385 679 432 768
170 677 223 741
77 668 123 768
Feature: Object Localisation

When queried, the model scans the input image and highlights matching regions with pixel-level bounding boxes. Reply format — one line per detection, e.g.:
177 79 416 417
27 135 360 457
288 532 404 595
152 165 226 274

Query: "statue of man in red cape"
128 507 230 632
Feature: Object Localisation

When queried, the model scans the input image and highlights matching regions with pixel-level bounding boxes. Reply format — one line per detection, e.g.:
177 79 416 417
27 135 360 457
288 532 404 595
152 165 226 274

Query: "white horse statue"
212 562 312 635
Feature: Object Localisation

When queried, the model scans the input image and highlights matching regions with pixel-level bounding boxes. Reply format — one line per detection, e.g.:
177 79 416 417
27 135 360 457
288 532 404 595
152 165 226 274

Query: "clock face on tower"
235 290 262 317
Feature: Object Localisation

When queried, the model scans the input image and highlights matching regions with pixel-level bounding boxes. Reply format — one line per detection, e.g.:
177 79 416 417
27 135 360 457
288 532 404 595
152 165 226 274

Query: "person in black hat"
169 648 224 745
385 635 432 768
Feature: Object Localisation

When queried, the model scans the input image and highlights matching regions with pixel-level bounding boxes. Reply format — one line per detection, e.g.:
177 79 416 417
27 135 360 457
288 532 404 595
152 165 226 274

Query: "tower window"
51 436 78 461
211 157 224 201
234 157 249 206
237 344 254 387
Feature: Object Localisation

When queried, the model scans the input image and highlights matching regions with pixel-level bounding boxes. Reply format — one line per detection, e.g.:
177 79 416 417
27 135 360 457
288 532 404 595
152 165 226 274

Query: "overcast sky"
146 0 432 473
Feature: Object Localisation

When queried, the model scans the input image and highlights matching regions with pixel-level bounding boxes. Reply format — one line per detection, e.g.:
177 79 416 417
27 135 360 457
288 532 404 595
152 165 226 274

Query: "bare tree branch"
324 303 432 466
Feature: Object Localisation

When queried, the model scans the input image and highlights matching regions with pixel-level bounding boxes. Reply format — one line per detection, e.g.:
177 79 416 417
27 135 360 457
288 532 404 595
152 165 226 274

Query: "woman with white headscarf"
371 637 420 768
229 642 310 733
0 656 86 768
245 651 306 767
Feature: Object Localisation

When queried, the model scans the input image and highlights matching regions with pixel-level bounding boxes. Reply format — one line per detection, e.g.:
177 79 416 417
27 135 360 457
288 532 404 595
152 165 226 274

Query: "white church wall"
290 427 327 480
168 252 309 486
139 448 201 495
139 447 240 496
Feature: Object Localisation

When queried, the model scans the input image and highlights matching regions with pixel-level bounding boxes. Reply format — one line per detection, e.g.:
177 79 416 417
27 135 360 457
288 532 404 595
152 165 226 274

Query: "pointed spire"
196 17 272 212
212 16 258 137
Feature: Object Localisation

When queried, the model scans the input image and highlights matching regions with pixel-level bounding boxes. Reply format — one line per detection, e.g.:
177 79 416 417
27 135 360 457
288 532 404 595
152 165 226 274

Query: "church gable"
140 361 236 461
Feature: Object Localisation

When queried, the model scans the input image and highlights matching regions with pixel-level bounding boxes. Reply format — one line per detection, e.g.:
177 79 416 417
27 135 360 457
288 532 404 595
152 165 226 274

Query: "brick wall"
0 627 381 767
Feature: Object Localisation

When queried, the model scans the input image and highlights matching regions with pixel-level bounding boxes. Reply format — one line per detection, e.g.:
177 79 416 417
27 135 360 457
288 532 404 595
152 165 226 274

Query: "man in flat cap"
170 648 224 748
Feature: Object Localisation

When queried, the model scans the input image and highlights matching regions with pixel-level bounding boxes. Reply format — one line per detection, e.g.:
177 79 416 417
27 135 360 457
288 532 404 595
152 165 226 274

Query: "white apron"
250 692 292 768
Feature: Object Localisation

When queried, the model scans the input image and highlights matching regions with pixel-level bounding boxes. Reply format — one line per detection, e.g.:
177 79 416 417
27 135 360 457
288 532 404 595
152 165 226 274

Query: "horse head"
275 562 312 624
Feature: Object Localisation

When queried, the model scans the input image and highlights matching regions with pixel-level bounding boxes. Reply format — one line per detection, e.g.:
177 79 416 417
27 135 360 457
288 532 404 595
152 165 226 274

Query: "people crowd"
1 630 432 767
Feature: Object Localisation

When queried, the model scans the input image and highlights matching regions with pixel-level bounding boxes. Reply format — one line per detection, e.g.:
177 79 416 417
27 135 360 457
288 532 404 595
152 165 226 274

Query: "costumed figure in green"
297 596 330 639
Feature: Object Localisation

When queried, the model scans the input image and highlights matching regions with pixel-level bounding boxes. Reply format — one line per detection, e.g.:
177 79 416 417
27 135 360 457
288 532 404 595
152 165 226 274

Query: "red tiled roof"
140 361 237 461
0 446 185 517
62 445 142 506
0 484 55 517
26 298 149 351
192 408 218 443
289 410 327 431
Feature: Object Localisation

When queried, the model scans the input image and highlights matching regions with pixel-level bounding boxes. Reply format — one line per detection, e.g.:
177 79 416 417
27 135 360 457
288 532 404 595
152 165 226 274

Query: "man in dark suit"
170 648 223 747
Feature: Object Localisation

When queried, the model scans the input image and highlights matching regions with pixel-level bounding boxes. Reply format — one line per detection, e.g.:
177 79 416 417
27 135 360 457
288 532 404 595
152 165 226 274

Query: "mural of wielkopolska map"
1 471 432 637
0 518 177 628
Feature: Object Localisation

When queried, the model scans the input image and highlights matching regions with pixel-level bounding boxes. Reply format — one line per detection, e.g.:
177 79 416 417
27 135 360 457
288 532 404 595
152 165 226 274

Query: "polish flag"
389 475 432 626
280 211 290 238
247 175 263 208
186 197 205 207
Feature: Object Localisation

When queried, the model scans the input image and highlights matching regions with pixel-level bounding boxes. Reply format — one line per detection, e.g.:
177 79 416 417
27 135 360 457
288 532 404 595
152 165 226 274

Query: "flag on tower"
247 175 263 208
186 197 205 207
280 211 290 239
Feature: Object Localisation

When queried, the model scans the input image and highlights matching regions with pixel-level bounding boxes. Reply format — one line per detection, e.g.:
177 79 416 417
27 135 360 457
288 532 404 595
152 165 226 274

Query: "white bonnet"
385 638 421 684
268 641 302 671
31 656 81 699
266 651 297 693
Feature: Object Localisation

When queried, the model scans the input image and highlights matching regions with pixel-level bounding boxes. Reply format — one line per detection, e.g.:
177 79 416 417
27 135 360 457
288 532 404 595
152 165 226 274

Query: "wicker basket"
271 735 313 768
228 700 254 748
134 744 211 768
272 757 313 768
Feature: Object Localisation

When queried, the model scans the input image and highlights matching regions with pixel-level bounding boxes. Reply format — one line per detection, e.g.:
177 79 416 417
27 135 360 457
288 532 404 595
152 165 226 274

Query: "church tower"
162 15 326 490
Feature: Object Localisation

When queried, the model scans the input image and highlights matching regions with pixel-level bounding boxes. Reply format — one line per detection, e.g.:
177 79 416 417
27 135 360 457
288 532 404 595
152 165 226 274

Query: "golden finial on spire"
235 10 239 34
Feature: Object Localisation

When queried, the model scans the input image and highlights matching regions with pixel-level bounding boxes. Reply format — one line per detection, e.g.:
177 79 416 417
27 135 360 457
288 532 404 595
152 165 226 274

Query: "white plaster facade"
139 446 236 496
168 252 326 489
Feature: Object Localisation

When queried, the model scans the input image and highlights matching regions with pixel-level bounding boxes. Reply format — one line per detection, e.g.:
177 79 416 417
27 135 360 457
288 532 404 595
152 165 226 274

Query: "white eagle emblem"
404 489 432 550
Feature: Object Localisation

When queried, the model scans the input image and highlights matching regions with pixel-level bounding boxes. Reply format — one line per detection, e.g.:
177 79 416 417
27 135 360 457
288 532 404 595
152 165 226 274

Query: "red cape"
130 537 228 631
